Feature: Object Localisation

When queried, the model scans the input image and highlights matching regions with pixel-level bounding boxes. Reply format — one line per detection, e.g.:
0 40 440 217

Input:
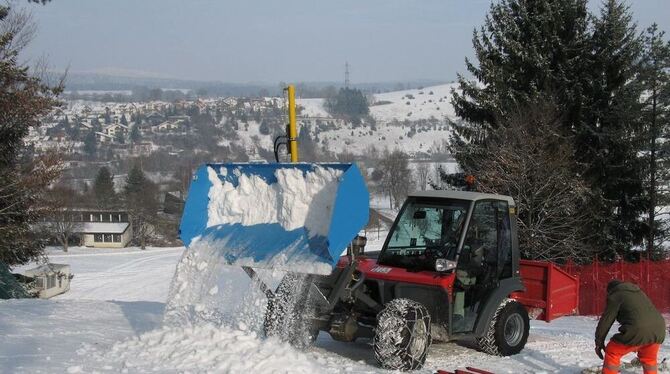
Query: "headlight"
435 259 457 272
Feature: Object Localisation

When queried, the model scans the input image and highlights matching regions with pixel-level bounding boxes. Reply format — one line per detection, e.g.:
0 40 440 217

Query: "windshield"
378 198 470 271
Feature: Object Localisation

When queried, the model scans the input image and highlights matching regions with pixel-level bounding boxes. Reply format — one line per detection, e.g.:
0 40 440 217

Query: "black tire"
477 299 529 356
373 298 431 371
263 273 318 348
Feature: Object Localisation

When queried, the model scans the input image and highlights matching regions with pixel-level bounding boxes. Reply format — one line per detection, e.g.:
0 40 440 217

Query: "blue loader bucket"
179 163 369 275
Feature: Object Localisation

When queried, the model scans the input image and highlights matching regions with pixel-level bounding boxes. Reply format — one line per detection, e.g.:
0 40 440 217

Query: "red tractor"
264 190 579 370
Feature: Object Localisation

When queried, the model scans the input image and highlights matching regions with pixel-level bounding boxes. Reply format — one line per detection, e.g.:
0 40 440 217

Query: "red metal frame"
354 257 456 292
339 256 581 322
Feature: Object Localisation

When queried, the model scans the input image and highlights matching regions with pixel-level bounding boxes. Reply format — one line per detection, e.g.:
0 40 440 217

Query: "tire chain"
476 298 514 356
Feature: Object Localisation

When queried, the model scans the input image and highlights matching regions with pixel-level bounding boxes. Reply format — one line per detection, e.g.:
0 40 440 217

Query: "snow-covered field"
296 83 459 124
1 245 668 373
370 83 458 123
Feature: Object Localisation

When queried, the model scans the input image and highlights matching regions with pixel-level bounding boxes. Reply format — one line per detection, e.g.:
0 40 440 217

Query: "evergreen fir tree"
90 117 101 131
124 164 158 249
83 131 97 157
450 0 650 258
259 120 270 136
120 113 128 126
324 88 370 123
115 130 125 144
93 167 116 208
125 164 146 195
130 125 141 143
0 5 62 266
451 0 590 146
580 0 646 258
640 23 670 257
297 127 318 161
104 108 111 124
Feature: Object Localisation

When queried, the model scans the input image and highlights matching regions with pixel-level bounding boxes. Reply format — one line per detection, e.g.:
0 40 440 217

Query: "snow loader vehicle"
179 176 579 371
264 190 580 371
176 85 578 371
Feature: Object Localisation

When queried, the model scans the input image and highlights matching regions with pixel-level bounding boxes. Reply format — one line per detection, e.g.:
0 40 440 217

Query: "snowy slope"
2 246 669 373
370 83 458 123
313 119 451 156
296 83 458 124
297 98 329 118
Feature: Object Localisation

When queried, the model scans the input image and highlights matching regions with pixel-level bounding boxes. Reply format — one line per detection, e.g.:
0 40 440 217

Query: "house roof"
80 222 129 234
94 131 114 139
23 263 70 277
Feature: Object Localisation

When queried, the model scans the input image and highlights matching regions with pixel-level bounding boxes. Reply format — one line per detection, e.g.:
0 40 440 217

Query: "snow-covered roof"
80 222 129 234
95 132 114 139
23 263 70 277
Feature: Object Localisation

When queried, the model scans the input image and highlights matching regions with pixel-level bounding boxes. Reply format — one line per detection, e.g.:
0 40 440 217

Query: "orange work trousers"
602 340 661 374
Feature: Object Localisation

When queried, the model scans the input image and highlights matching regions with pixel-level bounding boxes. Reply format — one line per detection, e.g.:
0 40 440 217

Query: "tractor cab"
374 191 520 335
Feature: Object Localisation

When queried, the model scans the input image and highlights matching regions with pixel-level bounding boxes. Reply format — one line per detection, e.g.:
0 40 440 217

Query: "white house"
153 120 185 133
104 123 128 137
81 222 132 248
76 210 133 248
23 264 73 299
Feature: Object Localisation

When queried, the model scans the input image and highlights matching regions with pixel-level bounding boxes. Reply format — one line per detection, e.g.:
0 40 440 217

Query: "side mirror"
435 259 457 272
413 210 426 219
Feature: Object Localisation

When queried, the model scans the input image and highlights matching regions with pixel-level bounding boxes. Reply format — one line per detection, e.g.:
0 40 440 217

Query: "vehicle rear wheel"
263 273 318 348
477 299 529 356
373 298 431 371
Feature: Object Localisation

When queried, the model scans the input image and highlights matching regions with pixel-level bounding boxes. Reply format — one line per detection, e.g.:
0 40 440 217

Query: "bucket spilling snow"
178 163 369 274
159 162 370 370
164 239 278 330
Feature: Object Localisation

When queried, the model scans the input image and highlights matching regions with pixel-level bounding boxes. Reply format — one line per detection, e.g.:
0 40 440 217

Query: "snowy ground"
370 84 458 123
1 246 668 373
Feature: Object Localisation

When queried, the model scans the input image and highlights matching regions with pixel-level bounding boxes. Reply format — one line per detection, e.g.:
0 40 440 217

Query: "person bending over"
595 280 666 374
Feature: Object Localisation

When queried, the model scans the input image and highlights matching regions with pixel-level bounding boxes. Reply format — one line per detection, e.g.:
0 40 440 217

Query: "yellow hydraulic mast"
286 84 299 162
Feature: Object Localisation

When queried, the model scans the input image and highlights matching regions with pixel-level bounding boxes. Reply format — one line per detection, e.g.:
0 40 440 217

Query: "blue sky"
20 0 670 84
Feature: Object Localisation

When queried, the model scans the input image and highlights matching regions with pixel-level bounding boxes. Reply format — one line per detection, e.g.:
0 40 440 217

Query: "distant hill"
53 71 448 98
56 72 275 97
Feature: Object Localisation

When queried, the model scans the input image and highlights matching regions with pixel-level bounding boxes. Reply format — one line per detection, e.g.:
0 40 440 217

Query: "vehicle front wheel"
263 273 318 348
477 299 529 356
373 298 431 371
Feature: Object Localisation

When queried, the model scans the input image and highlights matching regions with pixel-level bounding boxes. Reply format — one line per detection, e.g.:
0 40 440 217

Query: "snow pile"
103 324 331 373
207 165 342 237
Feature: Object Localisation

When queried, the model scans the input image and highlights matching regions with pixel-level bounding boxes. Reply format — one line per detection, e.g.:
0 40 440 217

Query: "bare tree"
453 100 592 263
415 162 430 191
379 149 413 209
431 163 444 190
44 186 81 252
0 7 36 60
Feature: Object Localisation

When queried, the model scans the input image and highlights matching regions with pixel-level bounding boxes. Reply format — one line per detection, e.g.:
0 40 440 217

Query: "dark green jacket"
595 282 666 347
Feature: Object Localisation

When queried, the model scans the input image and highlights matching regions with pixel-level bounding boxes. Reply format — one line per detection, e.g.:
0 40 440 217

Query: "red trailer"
513 260 580 321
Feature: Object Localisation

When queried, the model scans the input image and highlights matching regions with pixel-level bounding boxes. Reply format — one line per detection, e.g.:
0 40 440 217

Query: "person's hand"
595 342 604 360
